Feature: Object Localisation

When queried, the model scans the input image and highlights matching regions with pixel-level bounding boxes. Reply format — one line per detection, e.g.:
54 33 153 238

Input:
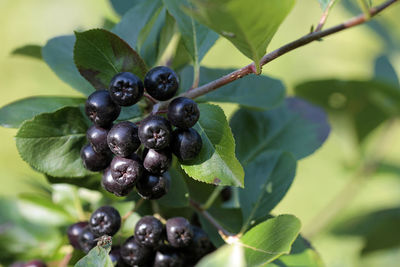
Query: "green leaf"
295 79 400 143
374 55 400 87
118 105 142 121
240 215 301 266
231 98 330 163
180 103 244 187
42 35 94 96
109 0 141 16
0 96 85 128
46 174 101 190
196 242 246 267
239 151 297 231
12 44 42 60
188 0 295 70
267 236 324 267
157 161 189 207
318 0 331 10
74 29 148 90
16 107 91 178
75 246 113 267
163 0 219 63
180 67 285 110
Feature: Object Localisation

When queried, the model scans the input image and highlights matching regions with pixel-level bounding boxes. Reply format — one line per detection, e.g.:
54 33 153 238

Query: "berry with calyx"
134 216 164 247
85 90 121 127
107 121 140 157
170 128 202 162
166 217 193 248
67 221 88 250
78 226 96 253
154 247 184 267
167 97 199 129
120 236 153 266
80 144 112 172
87 125 111 154
136 172 170 200
110 154 143 188
89 206 121 237
101 168 134 197
184 226 215 263
138 115 172 150
144 66 179 101
143 148 172 174
109 72 144 106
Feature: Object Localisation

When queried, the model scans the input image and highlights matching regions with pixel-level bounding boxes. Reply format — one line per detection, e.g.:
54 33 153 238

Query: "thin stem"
144 93 157 105
122 198 145 222
58 251 72 267
152 0 398 113
201 186 223 210
315 0 337 32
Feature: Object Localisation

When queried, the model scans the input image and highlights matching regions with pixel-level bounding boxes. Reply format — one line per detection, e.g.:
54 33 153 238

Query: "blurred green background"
1 0 400 266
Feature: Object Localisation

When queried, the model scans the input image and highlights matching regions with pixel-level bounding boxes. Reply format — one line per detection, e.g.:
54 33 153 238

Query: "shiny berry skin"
107 121 140 157
87 125 111 154
166 217 193 248
136 172 170 200
85 90 121 127
144 66 179 101
120 236 153 266
89 206 121 237
23 260 47 267
167 97 199 129
80 144 112 172
138 115 172 150
154 247 184 267
110 154 143 188
67 221 88 250
78 226 96 253
184 226 215 263
170 128 202 162
134 216 164 247
101 168 134 197
109 246 130 267
109 72 144 106
143 149 172 174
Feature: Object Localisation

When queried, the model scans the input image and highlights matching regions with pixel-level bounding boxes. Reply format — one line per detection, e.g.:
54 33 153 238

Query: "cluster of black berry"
80 66 203 199
68 206 214 266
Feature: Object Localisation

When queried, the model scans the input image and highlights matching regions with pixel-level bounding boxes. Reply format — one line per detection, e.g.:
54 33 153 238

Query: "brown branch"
153 0 398 112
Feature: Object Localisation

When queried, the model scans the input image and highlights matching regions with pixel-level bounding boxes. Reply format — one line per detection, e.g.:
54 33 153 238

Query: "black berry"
80 144 112 172
109 246 129 267
120 236 153 266
143 149 172 174
23 260 47 267
144 66 179 101
89 206 121 237
107 121 140 157
165 217 193 248
102 168 134 197
78 226 96 253
109 72 144 106
110 154 143 188
87 125 111 154
134 216 164 248
170 128 202 162
184 226 215 263
138 115 172 150
67 221 88 250
154 247 184 267
85 90 121 127
136 172 170 200
167 97 199 129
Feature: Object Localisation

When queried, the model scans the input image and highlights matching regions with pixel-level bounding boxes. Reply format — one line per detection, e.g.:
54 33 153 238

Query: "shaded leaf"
75 246 113 267
109 0 141 16
180 103 244 187
45 174 101 190
42 35 94 96
0 96 85 128
374 55 399 87
11 44 42 60
74 29 148 90
16 107 91 178
118 105 142 121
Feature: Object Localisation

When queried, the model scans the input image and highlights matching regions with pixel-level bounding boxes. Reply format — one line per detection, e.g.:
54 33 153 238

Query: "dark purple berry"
136 172 170 200
102 168 134 197
78 226 96 253
154 247 184 267
110 154 143 188
87 125 111 154
85 90 121 127
134 216 164 247
165 217 193 248
109 72 144 106
23 260 47 267
109 246 130 267
120 236 153 266
184 226 215 263
144 66 179 101
67 221 88 250
107 121 140 157
167 97 199 129
138 115 172 150
143 149 172 174
80 144 112 172
89 206 121 237
170 128 202 162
